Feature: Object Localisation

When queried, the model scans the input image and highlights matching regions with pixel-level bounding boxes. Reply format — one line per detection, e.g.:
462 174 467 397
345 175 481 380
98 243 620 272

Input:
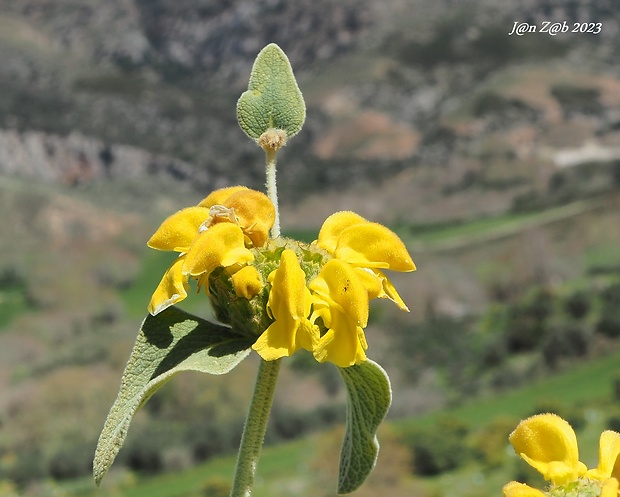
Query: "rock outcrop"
0 128 212 187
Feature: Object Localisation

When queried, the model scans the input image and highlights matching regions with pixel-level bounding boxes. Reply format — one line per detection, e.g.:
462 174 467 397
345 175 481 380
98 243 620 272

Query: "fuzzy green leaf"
93 306 253 485
337 359 392 494
237 43 306 142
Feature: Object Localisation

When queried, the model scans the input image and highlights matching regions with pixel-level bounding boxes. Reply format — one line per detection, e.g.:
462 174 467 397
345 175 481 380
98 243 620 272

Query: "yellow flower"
509 413 586 485
252 249 318 360
147 193 416 367
313 211 415 310
309 259 369 367
587 430 620 482
307 211 415 367
504 413 620 497
503 482 546 497
147 186 275 315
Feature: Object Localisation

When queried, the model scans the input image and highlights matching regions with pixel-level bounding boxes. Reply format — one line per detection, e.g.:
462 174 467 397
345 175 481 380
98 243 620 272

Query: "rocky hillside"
0 129 214 186
0 0 619 224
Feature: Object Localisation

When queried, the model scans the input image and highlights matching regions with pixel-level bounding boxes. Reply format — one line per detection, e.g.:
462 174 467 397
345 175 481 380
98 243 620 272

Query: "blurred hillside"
1 1 620 496
0 0 619 220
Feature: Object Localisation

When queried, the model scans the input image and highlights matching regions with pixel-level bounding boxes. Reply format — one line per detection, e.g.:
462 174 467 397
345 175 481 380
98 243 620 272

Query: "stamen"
199 205 239 233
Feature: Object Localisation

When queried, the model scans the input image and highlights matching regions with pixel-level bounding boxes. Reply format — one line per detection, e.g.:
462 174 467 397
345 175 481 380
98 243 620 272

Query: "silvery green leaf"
93 306 253 485
337 359 392 494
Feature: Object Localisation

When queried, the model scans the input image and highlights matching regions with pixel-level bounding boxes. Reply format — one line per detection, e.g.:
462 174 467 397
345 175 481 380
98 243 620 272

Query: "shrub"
541 323 589 369
47 437 94 480
612 373 620 404
550 84 602 117
504 287 554 353
200 476 231 497
527 401 585 431
471 416 519 468
402 417 470 476
596 281 620 338
564 290 591 320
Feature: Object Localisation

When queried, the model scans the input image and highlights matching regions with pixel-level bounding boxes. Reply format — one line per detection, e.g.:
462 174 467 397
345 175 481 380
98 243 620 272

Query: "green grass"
120 249 175 317
285 197 606 254
583 243 620 273
403 348 620 431
0 288 28 329
119 248 216 319
79 437 318 497
408 199 598 250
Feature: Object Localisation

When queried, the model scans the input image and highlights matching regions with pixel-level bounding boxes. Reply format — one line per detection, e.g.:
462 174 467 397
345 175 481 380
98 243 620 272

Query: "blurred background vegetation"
1 0 620 496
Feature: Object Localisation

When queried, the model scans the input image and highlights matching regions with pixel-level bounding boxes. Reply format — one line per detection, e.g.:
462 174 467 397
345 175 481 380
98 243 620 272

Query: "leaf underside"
93 306 253 485
337 359 392 494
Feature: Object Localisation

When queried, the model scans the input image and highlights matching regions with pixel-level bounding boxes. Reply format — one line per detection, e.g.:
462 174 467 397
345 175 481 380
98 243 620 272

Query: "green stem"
230 358 282 497
265 149 280 238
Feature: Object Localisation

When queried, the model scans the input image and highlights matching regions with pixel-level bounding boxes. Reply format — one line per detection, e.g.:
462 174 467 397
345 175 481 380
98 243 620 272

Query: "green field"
67 346 620 497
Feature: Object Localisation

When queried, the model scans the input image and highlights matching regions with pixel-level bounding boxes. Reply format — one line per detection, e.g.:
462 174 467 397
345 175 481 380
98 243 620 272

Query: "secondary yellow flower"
308 211 416 367
309 259 370 366
147 186 275 315
313 211 415 310
504 413 620 497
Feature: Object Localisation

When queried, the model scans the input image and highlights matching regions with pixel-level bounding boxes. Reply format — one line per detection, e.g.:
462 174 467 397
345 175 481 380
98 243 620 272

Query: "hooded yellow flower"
147 186 275 315
308 211 415 367
147 193 415 368
252 249 319 361
504 413 620 497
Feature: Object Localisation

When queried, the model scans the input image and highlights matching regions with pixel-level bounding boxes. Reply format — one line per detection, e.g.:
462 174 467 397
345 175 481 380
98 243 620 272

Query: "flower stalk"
230 358 282 497
265 148 280 239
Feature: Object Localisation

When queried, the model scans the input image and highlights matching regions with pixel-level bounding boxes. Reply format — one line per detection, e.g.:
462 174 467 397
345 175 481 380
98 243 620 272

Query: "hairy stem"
265 149 280 238
230 358 282 497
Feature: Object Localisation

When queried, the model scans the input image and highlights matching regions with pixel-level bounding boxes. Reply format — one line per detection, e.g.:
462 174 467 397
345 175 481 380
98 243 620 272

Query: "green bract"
237 43 306 147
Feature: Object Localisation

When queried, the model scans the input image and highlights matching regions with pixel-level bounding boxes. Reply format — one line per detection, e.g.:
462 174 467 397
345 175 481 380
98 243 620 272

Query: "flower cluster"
505 413 620 497
147 187 415 367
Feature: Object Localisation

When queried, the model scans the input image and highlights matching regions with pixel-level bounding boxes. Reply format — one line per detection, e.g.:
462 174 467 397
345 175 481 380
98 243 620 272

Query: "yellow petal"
353 267 383 300
182 223 254 278
316 211 368 254
253 319 318 361
231 265 263 300
310 292 367 367
222 189 275 247
374 269 410 311
198 186 249 208
148 256 189 315
509 413 586 485
252 249 317 360
147 206 211 252
601 478 619 497
313 321 367 367
309 259 369 328
335 222 415 272
502 481 546 497
586 431 620 482
309 260 370 367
